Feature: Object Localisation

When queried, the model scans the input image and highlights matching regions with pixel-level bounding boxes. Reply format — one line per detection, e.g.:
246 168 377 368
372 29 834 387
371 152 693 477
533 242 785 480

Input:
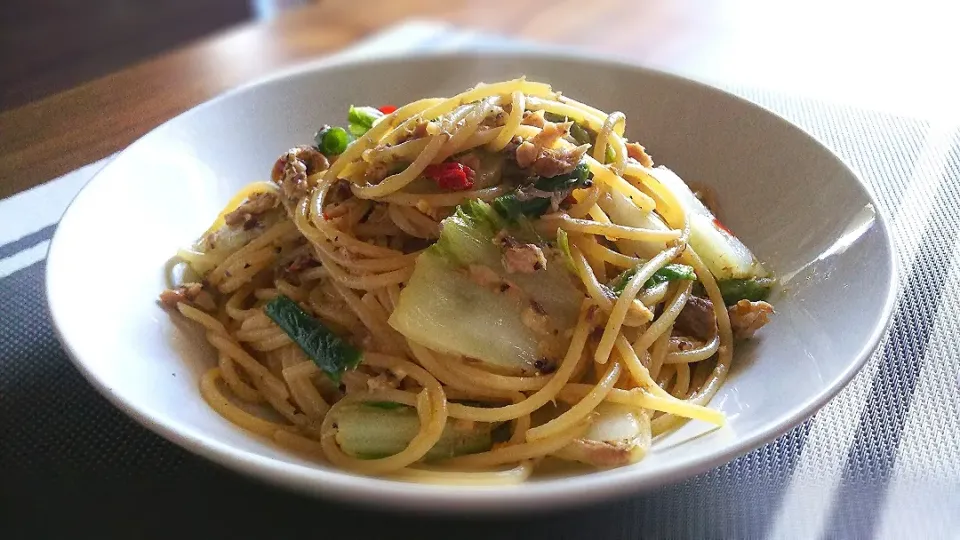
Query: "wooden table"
1 0 956 199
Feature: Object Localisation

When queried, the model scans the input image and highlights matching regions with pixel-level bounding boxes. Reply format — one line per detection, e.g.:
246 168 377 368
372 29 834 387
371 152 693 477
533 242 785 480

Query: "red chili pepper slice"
378 105 398 114
713 217 734 235
423 162 475 191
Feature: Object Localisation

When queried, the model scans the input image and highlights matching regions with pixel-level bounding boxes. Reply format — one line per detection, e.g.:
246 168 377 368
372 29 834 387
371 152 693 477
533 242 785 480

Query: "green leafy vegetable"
264 295 362 383
608 263 696 295
717 277 775 305
314 126 352 156
434 200 499 263
534 161 592 191
460 198 506 232
491 193 523 222
492 193 551 222
439 199 539 261
454 199 507 238
492 161 593 222
347 105 383 137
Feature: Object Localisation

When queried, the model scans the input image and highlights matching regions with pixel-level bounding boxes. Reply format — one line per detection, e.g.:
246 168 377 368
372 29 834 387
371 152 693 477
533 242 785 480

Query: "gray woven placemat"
2 23 958 539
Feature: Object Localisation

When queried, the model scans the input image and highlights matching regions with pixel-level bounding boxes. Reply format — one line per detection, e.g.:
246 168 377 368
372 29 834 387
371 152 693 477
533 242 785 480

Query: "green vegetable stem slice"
717 277 775 305
333 403 495 461
556 228 576 273
569 122 592 146
608 263 697 296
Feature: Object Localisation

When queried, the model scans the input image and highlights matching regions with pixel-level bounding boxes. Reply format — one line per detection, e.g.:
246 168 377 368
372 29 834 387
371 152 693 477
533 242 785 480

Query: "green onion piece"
605 145 616 164
609 263 697 295
645 263 697 288
717 277 775 305
264 295 362 383
539 111 592 146
348 105 383 137
315 126 351 156
542 113 595 149
569 122 592 146
557 228 576 273
544 112 568 123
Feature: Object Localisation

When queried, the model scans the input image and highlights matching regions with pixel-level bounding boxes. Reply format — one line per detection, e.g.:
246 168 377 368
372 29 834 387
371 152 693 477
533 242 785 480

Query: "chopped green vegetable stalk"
608 263 696 296
556 228 576 273
333 402 495 461
347 105 384 137
264 295 362 383
314 126 352 156
717 277 775 305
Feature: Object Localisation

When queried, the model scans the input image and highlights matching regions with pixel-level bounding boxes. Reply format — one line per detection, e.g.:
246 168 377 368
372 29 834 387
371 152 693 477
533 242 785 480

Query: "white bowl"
46 51 896 511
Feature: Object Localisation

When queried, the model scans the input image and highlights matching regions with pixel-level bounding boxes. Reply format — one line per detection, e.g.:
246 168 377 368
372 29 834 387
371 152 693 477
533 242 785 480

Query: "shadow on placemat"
1 260 807 540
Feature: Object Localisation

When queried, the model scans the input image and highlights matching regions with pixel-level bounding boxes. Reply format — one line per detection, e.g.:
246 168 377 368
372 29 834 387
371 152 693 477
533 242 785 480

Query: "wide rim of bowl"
46 49 899 512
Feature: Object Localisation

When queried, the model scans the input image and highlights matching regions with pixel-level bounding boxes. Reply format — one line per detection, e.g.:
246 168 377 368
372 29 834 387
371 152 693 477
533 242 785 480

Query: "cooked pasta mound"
161 78 775 484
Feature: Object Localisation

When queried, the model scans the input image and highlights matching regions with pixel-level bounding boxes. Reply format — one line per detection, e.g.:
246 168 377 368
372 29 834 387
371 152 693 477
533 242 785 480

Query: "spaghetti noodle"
160 78 776 483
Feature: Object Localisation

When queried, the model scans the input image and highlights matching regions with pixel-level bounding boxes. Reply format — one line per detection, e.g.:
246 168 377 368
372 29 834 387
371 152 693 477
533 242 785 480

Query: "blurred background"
1 0 957 117
0 0 309 110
